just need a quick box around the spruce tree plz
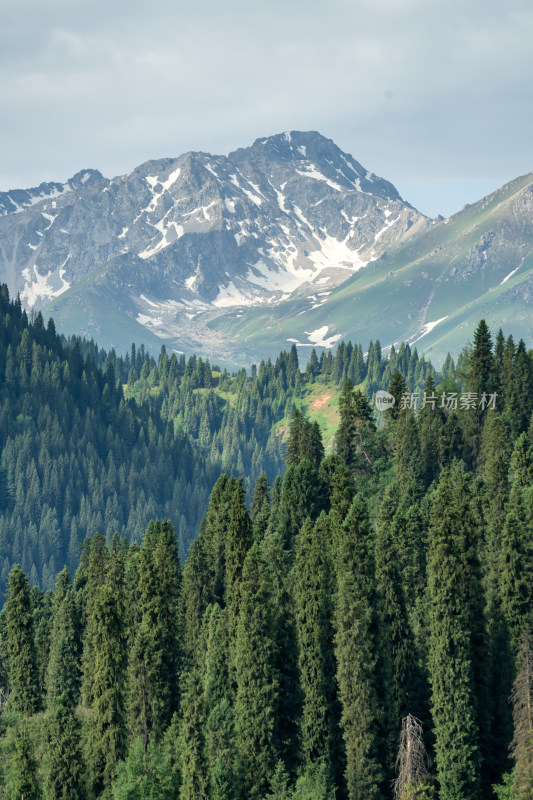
[276,460,324,550]
[6,565,41,714]
[510,432,533,488]
[234,542,279,799]
[469,319,496,396]
[286,408,305,468]
[499,488,533,651]
[225,480,253,647]
[295,516,331,768]
[80,533,108,706]
[387,371,407,420]
[199,474,237,606]
[131,519,181,738]
[334,495,383,800]
[511,624,533,800]
[427,466,481,800]
[7,726,42,800]
[251,472,271,543]
[335,381,358,466]
[319,454,354,526]
[261,529,302,778]
[178,669,208,800]
[46,567,80,706]
[86,583,127,798]
[181,536,211,667]
[395,412,422,488]
[44,693,85,800]
[375,517,417,775]
[267,760,292,800]
[418,374,443,486]
[112,737,174,800]
[203,605,237,800]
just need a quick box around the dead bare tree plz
[393,715,433,800]
[511,624,533,800]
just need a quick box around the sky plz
[1,0,532,218]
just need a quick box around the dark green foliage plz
[1,318,532,800]
[387,372,407,420]
[427,466,482,800]
[112,737,175,800]
[6,726,42,800]
[178,669,208,800]
[418,374,444,485]
[295,516,332,768]
[0,287,215,596]
[46,568,80,706]
[224,480,253,646]
[251,472,271,543]
[234,542,279,799]
[268,760,292,800]
[335,381,359,466]
[510,432,533,487]
[261,529,302,778]
[80,533,108,706]
[334,496,383,800]
[276,460,325,550]
[375,517,417,774]
[511,625,533,800]
[6,565,41,714]
[292,760,331,799]
[493,772,515,800]
[335,381,376,475]
[395,412,422,488]
[130,520,181,738]
[469,319,496,397]
[44,694,85,800]
[203,605,237,800]
[86,583,127,798]
[499,488,533,650]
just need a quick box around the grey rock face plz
[0,131,429,344]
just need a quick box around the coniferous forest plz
[0,282,532,799]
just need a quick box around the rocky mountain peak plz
[0,131,430,354]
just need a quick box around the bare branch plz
[394,715,431,800]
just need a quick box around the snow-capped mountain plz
[0,132,429,352]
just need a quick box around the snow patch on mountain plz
[296,165,344,192]
[307,234,368,272]
[139,222,184,259]
[410,317,449,344]
[500,266,520,285]
[21,263,71,306]
[212,282,258,308]
[305,326,342,347]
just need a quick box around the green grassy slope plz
[209,173,533,365]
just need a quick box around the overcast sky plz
[1,0,532,218]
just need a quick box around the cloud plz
[0,0,532,216]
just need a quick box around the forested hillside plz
[1,319,533,799]
[98,335,439,490]
[0,280,440,596]
[0,286,218,593]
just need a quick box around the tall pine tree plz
[334,496,383,800]
[6,565,41,714]
[427,466,482,800]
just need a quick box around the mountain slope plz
[0,132,428,355]
[208,172,533,364]
[0,288,218,594]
